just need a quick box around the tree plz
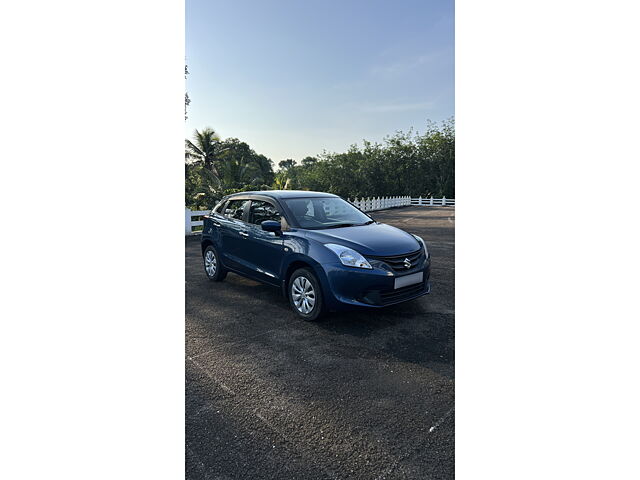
[273,172,292,190]
[218,156,265,188]
[185,127,225,174]
[186,118,454,208]
[184,127,226,208]
[218,138,275,186]
[185,133,277,208]
[185,163,220,208]
[278,159,296,171]
[274,118,455,198]
[253,154,275,186]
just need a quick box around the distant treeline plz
[185,118,454,209]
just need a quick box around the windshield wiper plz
[324,223,357,229]
[323,220,374,229]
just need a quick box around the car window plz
[249,200,281,225]
[283,197,371,229]
[224,199,250,221]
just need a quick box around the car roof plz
[227,190,338,200]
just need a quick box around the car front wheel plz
[288,268,324,321]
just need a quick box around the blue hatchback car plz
[201,190,431,321]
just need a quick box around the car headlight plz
[324,244,372,269]
[411,234,429,258]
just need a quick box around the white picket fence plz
[185,195,455,234]
[185,209,209,235]
[411,196,455,207]
[348,195,455,211]
[347,196,412,211]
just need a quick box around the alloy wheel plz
[204,250,217,277]
[291,276,316,314]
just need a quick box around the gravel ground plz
[186,206,455,479]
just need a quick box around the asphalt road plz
[186,206,455,479]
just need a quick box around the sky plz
[186,0,454,165]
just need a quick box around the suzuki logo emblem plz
[403,258,411,269]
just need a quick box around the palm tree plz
[185,127,226,175]
[218,157,265,188]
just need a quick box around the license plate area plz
[394,272,423,289]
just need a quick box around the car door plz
[217,198,253,274]
[245,198,286,285]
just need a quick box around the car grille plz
[379,282,426,305]
[367,249,423,272]
[357,266,430,307]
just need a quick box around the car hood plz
[302,222,421,256]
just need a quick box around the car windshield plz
[283,197,373,229]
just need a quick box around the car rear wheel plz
[288,268,324,321]
[203,245,227,282]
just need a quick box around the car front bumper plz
[315,257,431,311]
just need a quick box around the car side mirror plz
[261,220,282,235]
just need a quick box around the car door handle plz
[239,231,249,238]
[212,221,221,227]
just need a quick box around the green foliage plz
[218,138,275,187]
[185,130,275,209]
[185,127,224,173]
[278,159,296,171]
[273,171,292,190]
[185,118,454,209]
[280,118,455,198]
[301,156,318,167]
[185,163,220,209]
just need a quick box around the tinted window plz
[249,200,281,225]
[283,197,371,229]
[224,199,249,221]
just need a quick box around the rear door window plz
[224,199,250,221]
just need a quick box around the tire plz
[203,245,227,282]
[288,268,324,321]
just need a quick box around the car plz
[200,190,431,321]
